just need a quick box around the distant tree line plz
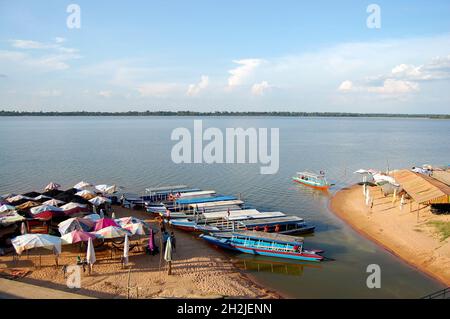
[0,110,449,119]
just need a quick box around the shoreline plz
[329,184,450,288]
[0,206,282,299]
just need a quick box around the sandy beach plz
[0,206,280,299]
[330,184,450,287]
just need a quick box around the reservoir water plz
[0,116,448,298]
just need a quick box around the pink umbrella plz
[61,230,96,244]
[94,218,118,231]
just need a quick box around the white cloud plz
[10,40,50,49]
[338,80,353,91]
[367,79,419,94]
[54,37,66,44]
[338,54,450,96]
[136,83,179,97]
[187,75,209,96]
[227,59,263,88]
[1,38,80,72]
[98,90,113,98]
[251,81,271,95]
[37,89,62,97]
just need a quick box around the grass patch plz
[427,221,450,241]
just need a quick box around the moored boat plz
[200,231,324,262]
[292,171,330,190]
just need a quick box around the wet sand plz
[330,184,450,286]
[0,206,280,299]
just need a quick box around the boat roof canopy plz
[238,216,304,227]
[176,195,237,205]
[145,185,188,192]
[296,171,325,178]
[231,230,304,245]
[188,199,244,208]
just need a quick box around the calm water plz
[1,116,449,298]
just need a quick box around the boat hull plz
[200,235,323,262]
[292,178,329,190]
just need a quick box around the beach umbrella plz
[30,205,63,215]
[43,199,65,206]
[123,234,129,265]
[60,202,88,216]
[86,238,96,273]
[7,195,31,203]
[75,189,96,200]
[15,201,41,211]
[89,196,112,206]
[115,216,142,227]
[0,204,16,213]
[58,217,92,235]
[73,181,92,190]
[20,222,27,235]
[61,230,96,244]
[83,213,101,223]
[44,182,61,191]
[94,226,130,239]
[29,205,64,220]
[94,218,119,231]
[33,194,52,202]
[95,184,117,195]
[164,237,172,262]
[11,234,61,255]
[122,222,145,236]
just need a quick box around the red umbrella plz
[94,218,118,231]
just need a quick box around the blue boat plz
[175,195,237,205]
[200,231,324,262]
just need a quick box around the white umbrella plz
[111,212,116,219]
[95,184,117,194]
[164,237,172,262]
[83,213,101,222]
[20,222,27,235]
[6,195,31,203]
[11,234,61,255]
[115,216,142,227]
[123,234,129,265]
[44,182,61,191]
[122,222,145,236]
[89,196,111,206]
[75,189,96,197]
[0,204,16,213]
[33,195,51,201]
[73,181,92,190]
[94,226,130,239]
[30,205,63,215]
[86,238,96,272]
[58,217,92,235]
[43,199,65,206]
[60,202,87,211]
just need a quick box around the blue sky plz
[0,0,450,113]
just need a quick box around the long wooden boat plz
[169,210,315,235]
[292,171,330,190]
[200,231,324,262]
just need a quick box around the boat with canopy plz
[200,231,324,262]
[292,171,330,190]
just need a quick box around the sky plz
[0,0,450,113]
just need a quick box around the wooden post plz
[167,261,172,275]
[127,268,131,299]
[159,230,163,272]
